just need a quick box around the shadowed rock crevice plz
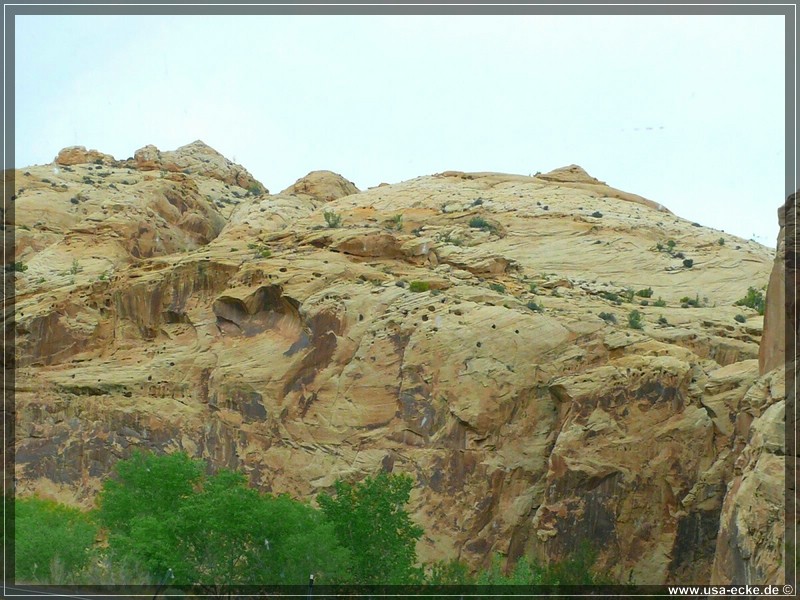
[212,285,301,337]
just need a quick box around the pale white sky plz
[15,14,786,246]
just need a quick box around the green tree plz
[14,496,97,583]
[735,286,766,315]
[318,472,423,584]
[97,451,349,590]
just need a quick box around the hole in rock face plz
[212,285,301,337]
[422,314,429,322]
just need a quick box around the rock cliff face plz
[9,143,785,585]
[711,192,796,585]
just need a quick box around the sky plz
[14,13,787,247]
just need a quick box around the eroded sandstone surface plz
[8,142,788,585]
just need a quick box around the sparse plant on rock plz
[734,314,747,323]
[735,286,765,315]
[387,213,404,231]
[628,310,643,329]
[653,297,667,307]
[679,294,701,308]
[468,216,496,233]
[324,210,343,228]
[598,312,617,324]
[682,258,694,268]
[489,283,506,294]
[527,301,542,312]
[409,281,430,293]
[635,287,653,298]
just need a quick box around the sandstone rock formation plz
[281,170,359,202]
[711,191,796,585]
[9,144,785,585]
[127,140,265,192]
[54,146,115,166]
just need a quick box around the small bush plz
[409,281,430,293]
[468,216,495,233]
[640,300,649,306]
[718,238,725,246]
[657,316,668,325]
[635,287,653,298]
[601,291,620,303]
[69,259,81,275]
[437,231,463,246]
[323,210,343,228]
[471,198,484,206]
[598,312,617,324]
[591,211,603,218]
[489,283,506,294]
[666,240,676,251]
[628,310,643,329]
[247,184,262,196]
[682,258,694,268]
[11,261,28,272]
[653,297,667,307]
[529,282,538,294]
[680,294,701,308]
[656,242,664,251]
[734,314,747,323]
[387,214,403,231]
[527,301,542,312]
[735,286,766,315]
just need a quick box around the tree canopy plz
[317,471,423,584]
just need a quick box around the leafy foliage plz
[323,210,343,228]
[598,311,617,324]
[318,472,423,584]
[409,281,430,293]
[735,286,766,315]
[386,213,404,231]
[14,497,97,583]
[627,310,643,329]
[635,287,653,298]
[97,451,349,587]
[468,216,496,233]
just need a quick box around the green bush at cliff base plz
[14,496,97,583]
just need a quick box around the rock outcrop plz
[127,140,266,192]
[281,170,359,202]
[9,147,784,585]
[54,146,115,166]
[711,191,796,585]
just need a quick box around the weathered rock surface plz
[9,144,783,585]
[127,140,265,192]
[281,170,359,202]
[711,191,796,586]
[54,146,115,166]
